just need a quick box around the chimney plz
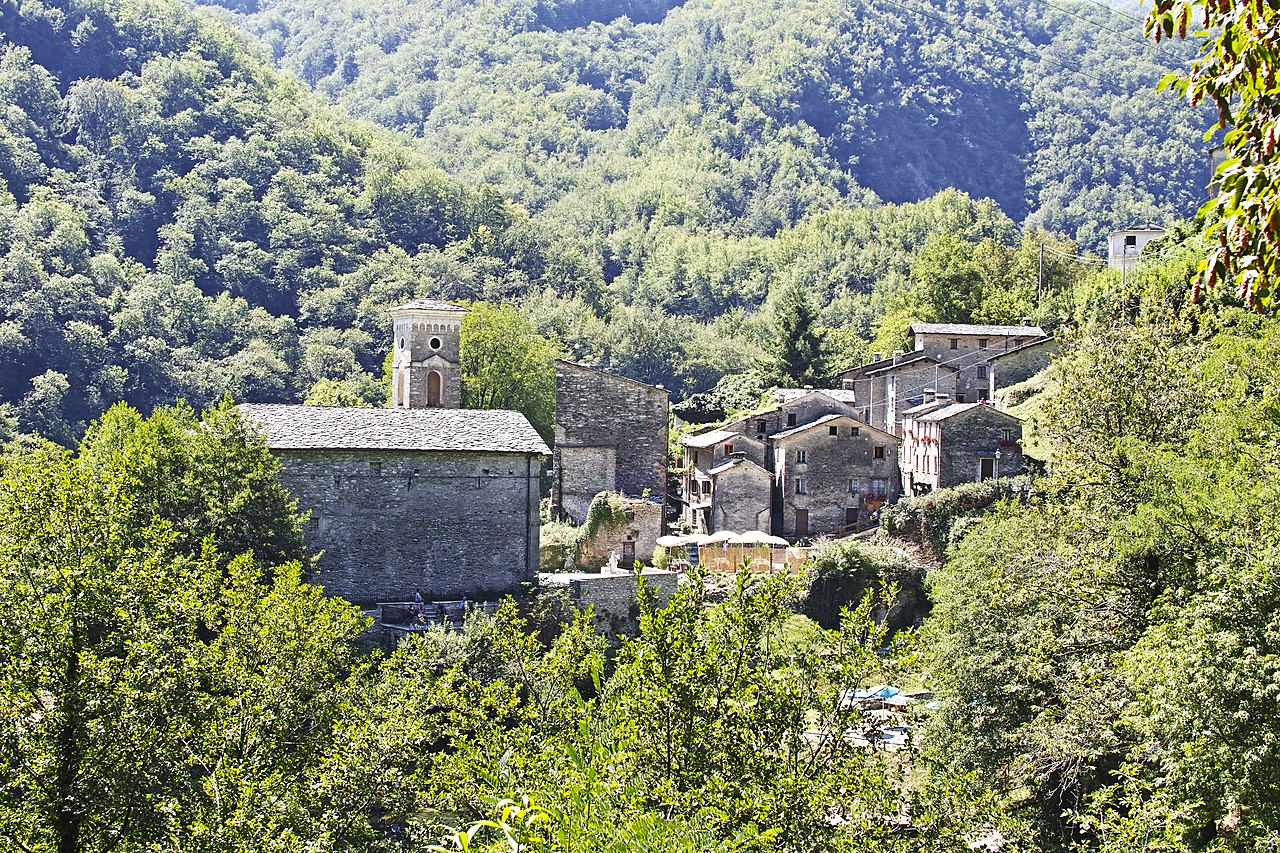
[871,351,883,362]
[1021,316,1033,327]
[841,378,855,390]
[730,451,747,459]
[893,349,905,364]
[923,388,936,404]
[934,393,951,405]
[803,385,813,391]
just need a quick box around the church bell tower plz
[389,299,467,408]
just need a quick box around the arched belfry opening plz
[389,299,467,409]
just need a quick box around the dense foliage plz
[1146,0,1280,310]
[920,240,1280,850]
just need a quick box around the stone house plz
[242,298,550,604]
[907,321,1047,403]
[986,337,1059,399]
[1108,226,1166,269]
[771,414,901,538]
[552,359,669,564]
[838,352,959,436]
[680,390,901,539]
[240,404,548,604]
[900,397,1023,494]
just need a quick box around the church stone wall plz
[276,449,541,604]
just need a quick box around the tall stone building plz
[241,298,549,603]
[552,359,670,563]
[390,299,466,409]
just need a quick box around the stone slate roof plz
[773,387,858,404]
[914,402,1021,423]
[987,336,1058,361]
[708,457,767,477]
[240,404,550,455]
[391,299,468,313]
[909,322,1046,337]
[682,428,739,449]
[770,413,900,444]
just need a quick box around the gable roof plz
[769,413,900,444]
[914,402,1021,424]
[773,387,858,405]
[681,428,740,449]
[240,404,550,455]
[864,355,960,379]
[708,457,769,477]
[909,322,1046,337]
[555,359,670,397]
[987,336,1058,361]
[841,351,958,381]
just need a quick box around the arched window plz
[427,370,443,407]
[396,374,406,407]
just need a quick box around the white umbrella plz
[702,530,737,544]
[656,534,692,548]
[728,530,789,546]
[685,533,716,546]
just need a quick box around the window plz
[701,480,712,495]
[977,364,989,380]
[871,477,888,495]
[755,419,767,434]
[829,425,838,436]
[949,338,959,350]
[795,477,808,494]
[724,443,734,455]
[850,426,860,436]
[849,478,859,494]
[1002,428,1012,442]
[786,413,797,427]
[1125,234,1137,248]
[978,338,989,349]
[398,337,405,350]
[429,336,442,350]
[797,449,807,464]
[873,445,885,460]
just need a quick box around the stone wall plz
[989,339,1059,398]
[553,361,669,523]
[580,497,664,568]
[938,408,1024,489]
[541,568,679,634]
[710,461,773,533]
[774,420,900,537]
[275,449,541,604]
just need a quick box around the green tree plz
[460,302,562,443]
[768,281,827,387]
[0,402,368,852]
[1147,0,1280,308]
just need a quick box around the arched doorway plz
[427,370,442,407]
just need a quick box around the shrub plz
[880,476,1030,555]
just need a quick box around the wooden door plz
[621,540,636,567]
[979,457,996,481]
[846,507,859,527]
[795,509,809,537]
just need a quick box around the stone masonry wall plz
[581,497,665,568]
[710,462,773,532]
[542,569,679,634]
[775,422,900,537]
[990,340,1058,398]
[938,408,1024,489]
[277,449,540,604]
[554,361,669,524]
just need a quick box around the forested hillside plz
[206,0,1211,252]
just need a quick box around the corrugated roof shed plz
[239,404,550,454]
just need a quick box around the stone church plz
[241,299,548,605]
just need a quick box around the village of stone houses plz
[6,0,1280,845]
